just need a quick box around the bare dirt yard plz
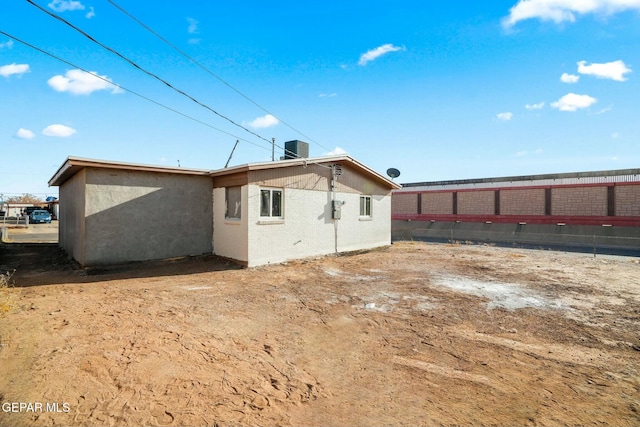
[1,241,639,426]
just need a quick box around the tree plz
[5,194,43,204]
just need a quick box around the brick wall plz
[458,190,494,215]
[616,185,640,216]
[392,182,640,225]
[551,186,608,216]
[422,192,453,215]
[501,188,546,215]
[391,193,418,215]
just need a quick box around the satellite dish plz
[386,168,401,179]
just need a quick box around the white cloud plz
[560,72,580,83]
[42,124,76,137]
[595,105,613,114]
[551,93,597,111]
[47,69,122,95]
[319,93,337,98]
[247,114,279,129]
[525,102,545,110]
[577,60,631,81]
[358,44,405,66]
[85,6,95,18]
[497,112,513,121]
[611,132,620,139]
[503,0,640,27]
[327,147,348,155]
[0,63,30,77]
[0,39,14,49]
[187,18,199,34]
[188,38,201,45]
[516,148,543,157]
[48,0,85,12]
[16,128,35,139]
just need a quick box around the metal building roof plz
[397,168,640,192]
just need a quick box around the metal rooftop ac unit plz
[284,140,309,159]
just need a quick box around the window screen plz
[225,186,241,219]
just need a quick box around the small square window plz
[360,195,371,217]
[260,188,283,218]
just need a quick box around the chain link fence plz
[392,221,640,257]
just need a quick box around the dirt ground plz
[1,241,639,426]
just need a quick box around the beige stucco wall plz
[79,168,213,265]
[59,168,87,265]
[212,186,249,263]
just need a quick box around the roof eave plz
[48,156,211,187]
[211,155,400,189]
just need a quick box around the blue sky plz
[1,0,639,197]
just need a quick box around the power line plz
[106,0,334,154]
[0,29,272,154]
[26,0,275,146]
[2,28,333,169]
[25,1,311,161]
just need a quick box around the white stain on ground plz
[432,275,564,310]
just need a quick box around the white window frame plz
[260,188,284,219]
[359,195,372,218]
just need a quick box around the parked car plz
[24,206,41,216]
[29,210,52,224]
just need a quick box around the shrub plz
[0,269,15,316]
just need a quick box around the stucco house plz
[48,155,400,267]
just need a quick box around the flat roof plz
[401,168,640,189]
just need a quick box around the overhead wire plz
[0,29,271,154]
[25,0,275,146]
[14,3,341,168]
[105,0,334,155]
[0,29,336,170]
[25,0,312,161]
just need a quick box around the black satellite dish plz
[386,168,401,179]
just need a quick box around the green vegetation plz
[0,269,16,316]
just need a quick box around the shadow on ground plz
[0,242,242,287]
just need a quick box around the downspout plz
[332,165,338,254]
[331,164,344,254]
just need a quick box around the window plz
[260,189,283,218]
[225,186,241,219]
[359,195,371,217]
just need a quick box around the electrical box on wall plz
[332,200,343,219]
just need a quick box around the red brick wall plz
[458,190,494,215]
[422,192,453,215]
[551,186,608,216]
[391,193,418,215]
[616,185,640,216]
[501,188,546,215]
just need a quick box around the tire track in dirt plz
[2,242,639,426]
